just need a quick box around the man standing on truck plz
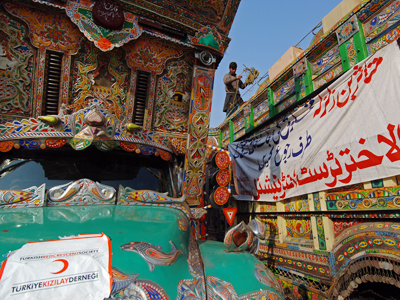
[223,62,247,115]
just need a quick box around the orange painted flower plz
[97,38,112,50]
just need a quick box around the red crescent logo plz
[51,259,69,274]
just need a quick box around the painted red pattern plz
[45,138,67,148]
[119,142,137,152]
[215,151,230,169]
[259,252,330,276]
[259,244,329,264]
[216,169,230,186]
[0,141,13,152]
[159,150,172,161]
[333,219,367,237]
[214,186,230,205]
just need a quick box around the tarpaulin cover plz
[0,233,112,299]
[229,42,400,201]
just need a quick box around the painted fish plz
[120,240,183,271]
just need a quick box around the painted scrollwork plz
[206,276,239,300]
[177,226,207,299]
[70,41,130,118]
[120,240,183,271]
[239,290,283,300]
[66,0,142,52]
[0,103,173,152]
[47,178,116,206]
[177,278,205,300]
[190,208,207,220]
[0,184,45,209]
[108,278,170,300]
[225,219,275,254]
[254,263,284,296]
[69,106,117,150]
[4,3,83,54]
[173,0,225,23]
[118,186,186,203]
[111,268,139,295]
[178,216,189,231]
[206,275,283,300]
[224,221,254,252]
[114,283,148,300]
[153,60,193,132]
[187,233,205,278]
[0,12,35,117]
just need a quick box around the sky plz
[210,0,343,128]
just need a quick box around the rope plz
[240,70,269,98]
[226,68,268,113]
[295,22,322,48]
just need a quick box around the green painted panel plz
[249,105,254,131]
[339,42,351,73]
[198,240,280,296]
[0,205,192,298]
[305,61,314,95]
[229,120,234,143]
[268,87,275,117]
[355,18,369,62]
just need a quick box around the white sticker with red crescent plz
[0,233,112,299]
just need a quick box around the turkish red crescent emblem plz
[51,259,69,274]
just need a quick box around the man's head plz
[229,62,237,73]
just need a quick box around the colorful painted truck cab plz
[0,0,284,298]
[0,106,283,299]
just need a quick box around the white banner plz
[229,42,400,201]
[0,233,112,299]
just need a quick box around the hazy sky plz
[210,0,343,127]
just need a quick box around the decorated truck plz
[210,0,400,299]
[0,105,283,299]
[0,0,284,299]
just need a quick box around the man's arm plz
[239,80,247,89]
[223,73,239,85]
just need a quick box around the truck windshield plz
[0,147,174,196]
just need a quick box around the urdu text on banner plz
[229,42,400,202]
